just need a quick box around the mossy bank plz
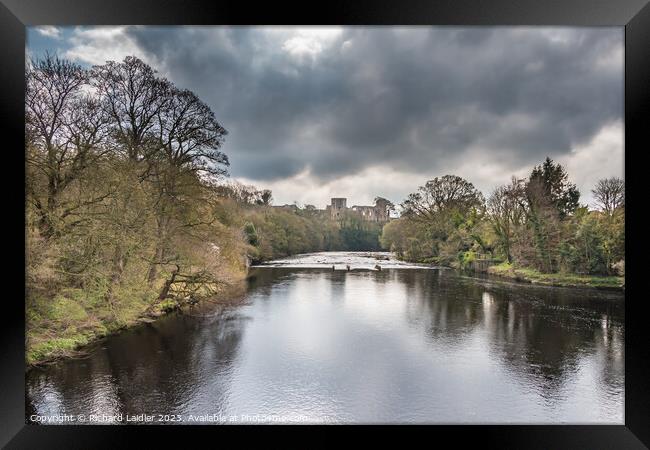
[487,262,624,290]
[26,275,247,367]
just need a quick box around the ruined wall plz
[330,198,347,220]
[328,197,391,223]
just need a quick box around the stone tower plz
[330,197,347,220]
[374,198,390,222]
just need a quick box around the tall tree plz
[401,175,485,258]
[157,87,229,176]
[592,177,625,215]
[144,80,228,285]
[92,56,171,164]
[528,157,580,218]
[487,177,527,263]
[26,54,108,238]
[521,158,579,272]
[402,175,484,223]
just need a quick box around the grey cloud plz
[117,27,621,183]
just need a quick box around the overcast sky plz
[27,26,624,208]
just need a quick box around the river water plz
[26,252,624,424]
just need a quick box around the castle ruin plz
[326,197,392,222]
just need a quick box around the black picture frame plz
[1,0,648,447]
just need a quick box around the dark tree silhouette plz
[528,157,580,218]
[592,177,624,215]
[92,56,172,163]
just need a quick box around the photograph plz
[22,24,628,426]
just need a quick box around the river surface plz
[26,252,624,424]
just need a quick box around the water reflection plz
[27,255,624,424]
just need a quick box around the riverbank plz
[486,262,624,290]
[26,280,247,368]
[357,253,625,290]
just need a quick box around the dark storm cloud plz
[117,27,623,181]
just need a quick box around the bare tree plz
[92,56,171,163]
[487,177,527,263]
[26,54,98,237]
[524,176,563,272]
[592,177,624,215]
[157,87,229,177]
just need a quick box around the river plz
[26,252,624,424]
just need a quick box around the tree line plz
[381,159,624,276]
[214,180,384,259]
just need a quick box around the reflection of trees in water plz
[487,294,585,397]
[27,306,246,419]
[397,269,486,344]
[247,268,297,298]
[482,286,624,401]
[394,269,624,402]
[109,310,245,416]
[26,344,124,418]
[248,267,283,288]
[593,314,624,396]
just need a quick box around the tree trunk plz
[42,145,59,238]
[157,264,180,301]
[147,244,164,284]
[111,245,126,283]
[105,245,127,309]
[147,216,167,284]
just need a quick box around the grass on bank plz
[26,280,155,366]
[487,261,624,289]
[26,268,249,367]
